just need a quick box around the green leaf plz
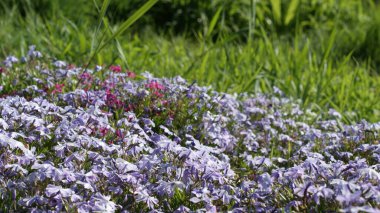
[104,0,158,42]
[99,0,110,21]
[285,0,299,25]
[206,6,223,39]
[103,17,130,69]
[87,0,158,68]
[91,0,110,53]
[320,28,337,67]
[270,0,282,24]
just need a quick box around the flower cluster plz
[0,47,379,212]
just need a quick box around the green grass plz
[0,0,379,123]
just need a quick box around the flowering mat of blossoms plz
[0,46,379,212]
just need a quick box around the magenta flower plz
[79,72,93,89]
[127,71,136,78]
[110,65,122,73]
[115,129,124,138]
[153,91,164,98]
[146,81,165,90]
[51,83,65,94]
[79,72,92,80]
[105,90,123,108]
[67,64,76,69]
[99,127,109,137]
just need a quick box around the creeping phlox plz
[0,46,379,212]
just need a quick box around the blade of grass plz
[285,0,299,25]
[102,17,130,70]
[91,0,110,54]
[248,0,257,44]
[320,27,337,67]
[206,6,223,39]
[99,0,110,21]
[259,26,280,73]
[102,0,158,44]
[270,0,282,25]
[86,0,158,69]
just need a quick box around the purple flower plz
[27,45,42,58]
[89,193,119,212]
[155,180,185,197]
[336,190,364,207]
[76,181,95,192]
[312,186,334,205]
[45,184,74,198]
[257,173,272,192]
[174,205,190,213]
[53,60,67,68]
[3,56,18,67]
[114,158,139,173]
[4,164,28,176]
[328,108,342,119]
[135,187,159,209]
[0,133,33,157]
[342,205,380,213]
[18,196,48,207]
[0,118,9,130]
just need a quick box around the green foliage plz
[87,0,158,67]
[355,5,380,71]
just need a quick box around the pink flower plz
[124,104,135,112]
[145,81,165,90]
[67,64,76,69]
[106,91,123,108]
[79,72,93,89]
[51,83,65,94]
[79,72,92,80]
[153,91,164,98]
[110,65,122,73]
[99,127,109,137]
[127,71,136,79]
[115,129,124,138]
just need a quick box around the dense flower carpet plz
[0,47,379,212]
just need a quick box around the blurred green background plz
[0,0,379,122]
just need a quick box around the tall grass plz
[0,0,379,123]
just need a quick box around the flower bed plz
[0,47,379,212]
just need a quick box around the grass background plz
[0,0,379,123]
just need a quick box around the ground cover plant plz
[0,0,380,212]
[0,47,379,212]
